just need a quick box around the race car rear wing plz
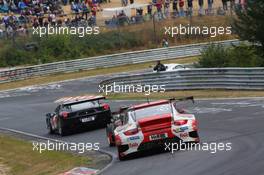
[55,95,106,106]
[169,96,194,103]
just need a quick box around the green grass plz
[0,134,91,175]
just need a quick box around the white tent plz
[103,3,149,18]
[103,7,131,17]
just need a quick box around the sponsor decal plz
[129,143,139,147]
[128,136,140,141]
[180,133,189,138]
[174,126,189,133]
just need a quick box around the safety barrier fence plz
[100,68,264,90]
[0,39,239,84]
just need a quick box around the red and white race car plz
[111,96,200,160]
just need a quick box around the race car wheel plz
[117,146,127,161]
[48,121,54,134]
[58,118,66,136]
[106,124,115,147]
[46,118,54,134]
[107,133,115,147]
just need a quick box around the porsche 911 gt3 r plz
[46,95,111,136]
[113,97,199,160]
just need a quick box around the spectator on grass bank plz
[121,0,128,6]
[222,0,228,10]
[91,6,96,25]
[147,3,152,15]
[155,0,162,19]
[207,0,213,13]
[164,0,170,17]
[179,0,184,17]
[172,0,178,17]
[187,0,193,16]
[162,38,169,47]
[198,0,204,15]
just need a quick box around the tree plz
[232,0,264,54]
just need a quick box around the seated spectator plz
[18,0,27,10]
[81,2,89,20]
[71,2,79,13]
[0,1,9,13]
[217,7,225,15]
[147,3,152,15]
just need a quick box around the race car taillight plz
[61,112,69,119]
[124,128,139,136]
[174,120,188,126]
[192,119,198,130]
[103,104,110,110]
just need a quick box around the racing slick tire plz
[106,124,115,147]
[46,118,54,134]
[117,145,127,161]
[48,122,54,134]
[58,118,66,136]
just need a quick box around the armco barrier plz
[0,39,240,84]
[99,68,264,90]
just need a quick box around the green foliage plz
[197,44,263,68]
[0,31,144,67]
[197,44,229,68]
[232,0,264,53]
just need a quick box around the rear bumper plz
[62,110,111,130]
[118,130,200,155]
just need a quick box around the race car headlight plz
[124,128,139,136]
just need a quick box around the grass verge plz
[0,56,197,91]
[0,134,90,175]
[105,90,264,100]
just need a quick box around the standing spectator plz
[81,1,89,20]
[18,0,27,10]
[164,0,170,18]
[179,0,184,17]
[156,0,162,19]
[121,0,127,6]
[187,0,193,16]
[222,0,228,10]
[207,0,213,13]
[162,38,169,47]
[147,3,152,15]
[198,0,204,15]
[172,0,178,17]
[230,0,235,11]
[91,6,96,25]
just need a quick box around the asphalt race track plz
[0,72,264,175]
